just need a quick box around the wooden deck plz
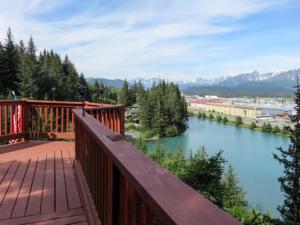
[0,141,89,225]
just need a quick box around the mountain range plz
[87,69,300,97]
[182,69,300,97]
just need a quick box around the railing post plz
[120,105,125,135]
[23,101,29,140]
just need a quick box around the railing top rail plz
[85,104,125,110]
[73,109,241,225]
[26,100,84,107]
[0,100,26,104]
[0,100,122,109]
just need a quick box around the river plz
[146,117,290,216]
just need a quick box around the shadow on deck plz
[0,141,94,225]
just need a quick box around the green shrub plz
[209,113,214,120]
[216,115,222,122]
[235,116,243,126]
[262,123,272,133]
[197,111,202,118]
[272,125,281,134]
[223,117,229,123]
[125,123,138,131]
[250,122,257,129]
[281,125,290,135]
[143,129,157,139]
[165,126,177,137]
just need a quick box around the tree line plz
[119,80,188,137]
[0,28,91,101]
[196,111,291,136]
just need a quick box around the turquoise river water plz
[146,117,290,216]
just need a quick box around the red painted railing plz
[0,100,124,142]
[73,109,242,225]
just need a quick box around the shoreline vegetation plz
[134,137,280,225]
[189,109,291,137]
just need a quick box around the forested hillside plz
[0,28,89,100]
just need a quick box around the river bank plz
[188,108,291,137]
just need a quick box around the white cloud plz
[0,0,293,80]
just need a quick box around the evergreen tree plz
[152,94,165,136]
[0,29,91,101]
[119,79,129,106]
[182,149,226,207]
[136,80,188,137]
[223,165,247,209]
[274,81,300,225]
[0,28,19,95]
[62,55,80,100]
[0,41,4,95]
[19,36,39,98]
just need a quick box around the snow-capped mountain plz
[181,69,300,97]
[87,68,300,97]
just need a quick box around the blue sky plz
[0,0,299,81]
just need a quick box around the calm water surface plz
[147,117,290,216]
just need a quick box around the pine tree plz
[19,36,39,98]
[152,94,165,136]
[222,165,247,209]
[0,28,19,95]
[0,41,4,95]
[274,80,300,225]
[182,149,226,207]
[119,79,129,106]
[62,55,80,100]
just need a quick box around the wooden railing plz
[73,109,242,225]
[0,100,124,142]
[0,100,27,142]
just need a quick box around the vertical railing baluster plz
[61,107,64,133]
[66,108,70,132]
[0,104,2,136]
[4,105,8,135]
[50,106,53,133]
[9,105,13,134]
[71,111,75,133]
[45,107,48,132]
[56,107,59,132]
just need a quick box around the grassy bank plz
[189,110,291,137]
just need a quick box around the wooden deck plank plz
[0,160,29,219]
[26,156,47,216]
[2,208,84,225]
[62,151,81,210]
[12,159,37,218]
[29,214,87,225]
[41,152,55,214]
[0,141,93,225]
[55,151,68,212]
[0,162,11,185]
[0,161,19,205]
